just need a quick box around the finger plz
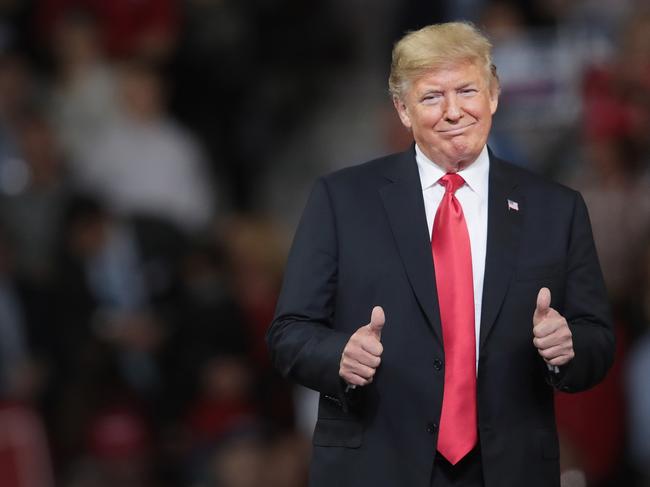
[537,343,573,361]
[533,287,551,325]
[367,306,385,339]
[547,351,575,366]
[532,313,563,338]
[532,324,561,345]
[360,336,383,357]
[347,362,377,380]
[533,317,571,343]
[346,347,381,367]
[537,287,551,312]
[533,333,559,350]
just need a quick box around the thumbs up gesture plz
[532,288,575,367]
[339,306,385,387]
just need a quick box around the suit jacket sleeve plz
[547,191,615,392]
[266,178,350,399]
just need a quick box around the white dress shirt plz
[415,144,489,371]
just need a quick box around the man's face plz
[393,62,498,172]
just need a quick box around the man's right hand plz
[339,306,385,387]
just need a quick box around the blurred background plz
[0,0,648,486]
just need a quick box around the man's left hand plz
[532,287,575,366]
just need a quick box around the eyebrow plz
[418,81,479,95]
[420,89,443,96]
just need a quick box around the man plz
[267,22,614,487]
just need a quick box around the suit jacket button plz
[433,359,443,371]
[426,422,438,434]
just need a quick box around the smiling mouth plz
[438,124,475,134]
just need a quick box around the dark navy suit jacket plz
[267,147,614,487]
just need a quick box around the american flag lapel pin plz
[507,199,519,211]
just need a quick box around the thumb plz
[534,287,551,325]
[367,306,385,339]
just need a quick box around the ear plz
[489,84,499,115]
[393,96,412,129]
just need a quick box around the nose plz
[443,94,462,122]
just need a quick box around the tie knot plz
[439,173,465,194]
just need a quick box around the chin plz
[452,144,482,163]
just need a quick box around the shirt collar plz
[415,143,490,201]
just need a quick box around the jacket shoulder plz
[320,150,407,188]
[494,156,580,202]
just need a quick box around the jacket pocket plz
[312,418,363,448]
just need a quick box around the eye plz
[459,88,478,96]
[421,92,442,103]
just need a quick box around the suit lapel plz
[479,154,523,350]
[377,149,523,349]
[379,148,443,345]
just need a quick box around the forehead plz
[406,62,489,96]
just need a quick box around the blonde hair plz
[388,22,498,99]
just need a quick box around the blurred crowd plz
[0,1,648,486]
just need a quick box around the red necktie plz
[432,173,477,465]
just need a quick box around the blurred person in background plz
[64,400,154,487]
[54,195,163,393]
[160,240,250,421]
[193,428,308,487]
[571,11,650,309]
[262,432,310,487]
[184,356,257,449]
[203,430,265,487]
[0,52,35,191]
[68,59,216,236]
[0,110,68,285]
[47,8,120,170]
[36,0,178,61]
[221,216,289,370]
[267,21,614,487]
[180,356,260,487]
[0,227,46,407]
[47,196,165,475]
[220,216,295,428]
[0,228,55,487]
